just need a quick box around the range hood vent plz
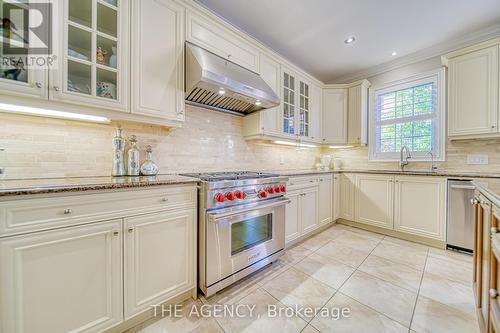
[185,43,280,116]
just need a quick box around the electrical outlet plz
[467,154,489,165]
[279,154,285,165]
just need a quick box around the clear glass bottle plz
[112,127,126,176]
[140,145,159,176]
[127,135,140,176]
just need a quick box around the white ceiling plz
[195,0,500,83]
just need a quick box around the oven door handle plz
[207,198,290,222]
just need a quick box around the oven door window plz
[231,213,273,255]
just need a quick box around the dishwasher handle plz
[450,184,476,190]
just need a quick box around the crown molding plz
[328,22,500,84]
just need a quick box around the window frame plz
[369,68,446,162]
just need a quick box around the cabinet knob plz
[490,288,499,299]
[128,228,134,233]
[161,197,169,202]
[492,125,496,129]
[227,54,232,58]
[113,231,119,236]
[177,109,184,115]
[63,208,72,215]
[53,86,60,92]
[35,82,42,88]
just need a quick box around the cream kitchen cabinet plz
[124,209,195,318]
[285,190,302,243]
[285,176,320,244]
[131,0,185,121]
[50,0,130,111]
[322,88,348,144]
[186,10,259,73]
[445,43,499,138]
[318,174,333,225]
[393,176,446,241]
[310,83,323,142]
[333,174,340,221]
[355,174,394,229]
[347,80,371,145]
[339,173,356,220]
[0,219,123,333]
[243,53,282,138]
[0,184,197,333]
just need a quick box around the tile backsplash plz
[2,103,500,180]
[327,139,500,174]
[0,105,320,179]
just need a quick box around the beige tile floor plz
[129,223,478,333]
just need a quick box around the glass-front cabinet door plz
[299,80,310,137]
[0,0,48,99]
[282,69,296,136]
[50,0,129,111]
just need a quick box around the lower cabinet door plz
[124,209,195,318]
[300,187,319,234]
[355,174,394,229]
[0,220,123,333]
[285,190,301,244]
[333,174,340,221]
[393,176,446,240]
[318,175,333,225]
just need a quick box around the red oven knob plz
[214,193,225,202]
[267,187,275,194]
[235,191,245,199]
[274,186,281,193]
[280,185,286,193]
[259,191,268,199]
[225,192,235,201]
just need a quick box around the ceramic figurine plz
[109,46,117,68]
[96,46,107,65]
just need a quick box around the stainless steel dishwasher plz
[447,179,475,252]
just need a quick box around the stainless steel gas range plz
[181,171,289,297]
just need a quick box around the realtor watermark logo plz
[1,0,55,72]
[151,303,351,320]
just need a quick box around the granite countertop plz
[274,168,500,179]
[472,179,500,208]
[0,175,200,197]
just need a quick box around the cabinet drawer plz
[287,176,319,190]
[0,185,196,237]
[186,10,259,72]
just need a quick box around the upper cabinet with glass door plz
[298,79,311,138]
[50,0,129,111]
[282,68,297,138]
[0,0,48,99]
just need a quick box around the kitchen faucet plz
[427,151,438,172]
[400,146,412,171]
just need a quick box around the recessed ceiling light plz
[255,100,262,106]
[344,36,356,44]
[218,88,225,95]
[391,51,397,56]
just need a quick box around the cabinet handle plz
[490,288,499,299]
[492,227,499,235]
[113,231,119,236]
[35,82,42,88]
[53,86,60,91]
[128,228,134,233]
[63,208,72,215]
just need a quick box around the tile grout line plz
[407,247,430,332]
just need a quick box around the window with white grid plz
[369,69,445,161]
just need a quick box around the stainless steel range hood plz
[185,43,280,116]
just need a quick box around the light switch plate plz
[467,154,489,165]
